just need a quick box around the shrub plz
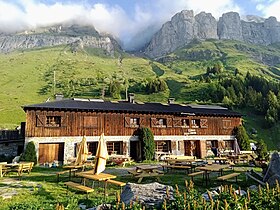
[234,125,251,151]
[255,139,269,161]
[139,127,155,161]
[20,141,37,164]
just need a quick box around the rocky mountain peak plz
[145,10,280,58]
[0,24,119,55]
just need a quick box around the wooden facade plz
[23,98,242,164]
[25,110,241,137]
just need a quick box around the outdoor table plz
[133,165,163,183]
[0,164,6,177]
[213,157,228,164]
[76,171,117,199]
[196,164,230,185]
[0,163,21,177]
[63,164,85,180]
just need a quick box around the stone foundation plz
[0,141,24,158]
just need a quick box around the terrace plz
[0,156,276,210]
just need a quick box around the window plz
[107,142,123,155]
[151,118,167,127]
[182,119,190,127]
[155,141,170,152]
[224,140,233,150]
[130,118,139,127]
[191,119,200,128]
[124,117,140,127]
[45,116,61,127]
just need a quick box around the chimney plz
[128,93,135,103]
[168,98,175,104]
[55,93,64,101]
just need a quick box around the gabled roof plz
[23,98,242,117]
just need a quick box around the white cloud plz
[256,0,280,20]
[0,0,242,49]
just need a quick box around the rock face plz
[0,25,119,55]
[145,10,280,58]
[263,152,280,185]
[120,182,174,208]
[218,12,243,41]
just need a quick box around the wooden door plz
[39,143,64,164]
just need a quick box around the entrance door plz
[184,141,201,158]
[130,141,141,161]
[39,143,64,164]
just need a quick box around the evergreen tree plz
[234,125,251,151]
[139,127,155,161]
[255,139,269,161]
[20,141,37,164]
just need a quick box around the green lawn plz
[0,163,262,210]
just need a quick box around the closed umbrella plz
[75,136,89,165]
[93,133,108,174]
[233,138,241,155]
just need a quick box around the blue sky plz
[1,0,280,49]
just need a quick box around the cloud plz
[0,0,242,49]
[256,0,280,20]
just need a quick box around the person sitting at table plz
[211,147,218,157]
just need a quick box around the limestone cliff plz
[145,10,280,58]
[0,24,119,55]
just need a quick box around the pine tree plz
[20,141,37,164]
[139,127,155,161]
[234,125,251,151]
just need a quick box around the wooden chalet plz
[23,95,242,164]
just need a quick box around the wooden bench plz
[106,179,126,187]
[135,172,164,183]
[56,171,69,182]
[56,169,78,182]
[106,180,126,192]
[188,171,205,182]
[64,181,94,197]
[163,165,191,173]
[217,173,240,184]
[127,169,140,176]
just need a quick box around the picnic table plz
[76,171,118,199]
[63,164,85,180]
[213,157,228,164]
[128,165,164,183]
[0,162,34,177]
[196,164,231,185]
[109,155,132,167]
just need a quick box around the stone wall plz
[25,135,234,162]
[0,141,24,158]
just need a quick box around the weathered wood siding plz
[25,110,241,137]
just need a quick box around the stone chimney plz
[128,93,135,103]
[55,93,64,101]
[168,98,175,104]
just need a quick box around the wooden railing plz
[0,130,21,141]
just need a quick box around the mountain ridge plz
[144,10,280,58]
[0,24,120,55]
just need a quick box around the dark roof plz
[23,98,242,117]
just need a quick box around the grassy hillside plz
[0,40,279,150]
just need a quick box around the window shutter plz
[61,115,68,127]
[200,119,208,128]
[151,118,157,127]
[173,118,181,127]
[139,117,145,126]
[167,118,172,127]
[124,117,130,127]
[36,115,45,127]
